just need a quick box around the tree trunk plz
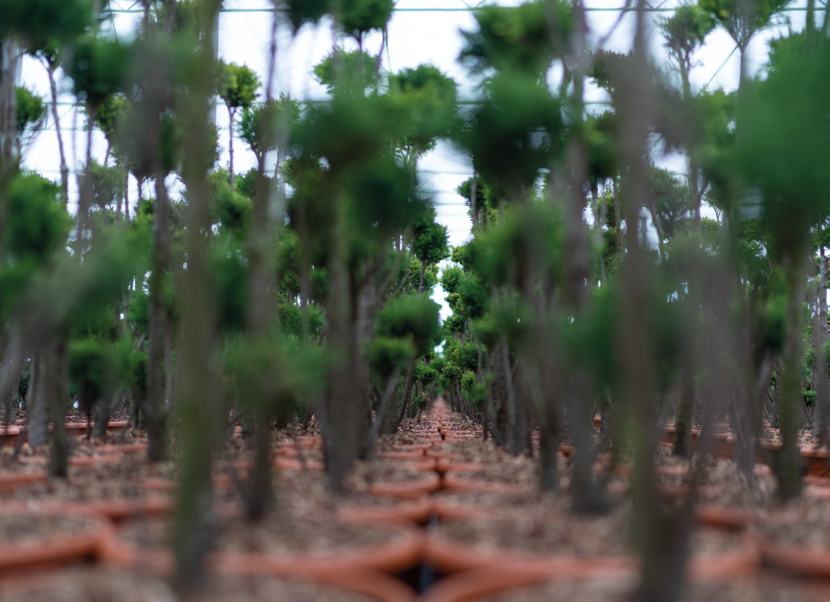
[46,337,69,479]
[773,250,806,500]
[27,349,49,447]
[814,246,828,444]
[44,60,69,204]
[146,173,171,463]
[228,105,235,186]
[173,27,223,590]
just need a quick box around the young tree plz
[216,61,260,186]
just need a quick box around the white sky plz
[18,0,812,263]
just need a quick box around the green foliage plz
[239,94,299,158]
[277,230,301,299]
[95,94,128,146]
[459,0,571,78]
[660,4,715,62]
[414,362,438,385]
[216,61,260,110]
[88,161,126,209]
[413,210,450,266]
[448,341,480,372]
[67,36,131,108]
[459,72,563,198]
[209,171,251,237]
[440,265,464,296]
[313,50,380,97]
[15,86,46,139]
[585,112,620,186]
[335,0,394,40]
[0,0,92,51]
[235,168,274,201]
[738,33,830,255]
[212,239,248,333]
[387,65,458,158]
[343,157,426,236]
[376,294,442,355]
[5,172,70,264]
[69,338,116,409]
[700,0,792,49]
[456,275,489,320]
[471,295,528,349]
[278,302,325,340]
[284,0,330,33]
[370,336,415,377]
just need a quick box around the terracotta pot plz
[430,492,515,521]
[801,447,829,479]
[425,449,462,460]
[136,474,236,493]
[97,443,148,455]
[369,472,441,499]
[0,502,114,574]
[276,436,320,452]
[18,453,124,467]
[0,565,416,602]
[753,529,830,578]
[435,460,488,475]
[377,450,426,461]
[425,524,758,579]
[442,470,533,495]
[104,519,425,576]
[337,495,432,525]
[71,496,173,522]
[295,567,417,602]
[274,457,325,471]
[396,442,432,452]
[424,529,635,575]
[695,505,757,530]
[0,470,47,493]
[1,425,21,447]
[420,565,572,602]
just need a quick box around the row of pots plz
[0,421,132,448]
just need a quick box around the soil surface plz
[482,576,825,602]
[431,512,742,560]
[0,512,96,543]
[117,513,404,557]
[2,566,377,602]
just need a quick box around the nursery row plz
[2,398,830,601]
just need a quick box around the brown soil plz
[118,513,403,558]
[435,490,558,511]
[482,576,821,602]
[432,511,741,560]
[0,513,96,543]
[345,459,431,489]
[0,449,47,474]
[2,565,377,602]
[756,497,830,549]
[0,456,175,502]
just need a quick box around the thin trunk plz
[368,367,402,451]
[774,251,806,500]
[47,337,69,479]
[146,173,171,463]
[27,349,49,447]
[392,357,417,432]
[244,13,281,518]
[227,105,235,186]
[815,247,828,444]
[76,106,97,251]
[672,370,694,457]
[44,60,69,205]
[173,5,223,588]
